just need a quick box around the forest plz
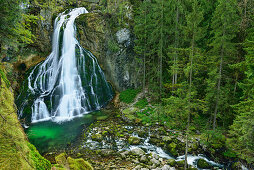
[0,0,253,169]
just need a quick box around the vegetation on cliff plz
[0,65,51,169]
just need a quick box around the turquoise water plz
[25,111,108,153]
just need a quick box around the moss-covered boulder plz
[54,153,93,170]
[167,142,178,157]
[197,159,212,169]
[167,159,176,166]
[91,133,103,142]
[128,136,141,145]
[67,157,93,170]
[176,160,185,167]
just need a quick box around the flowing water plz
[17,7,113,123]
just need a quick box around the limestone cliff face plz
[0,65,51,170]
[75,11,140,91]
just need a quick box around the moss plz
[0,66,50,170]
[91,133,103,142]
[197,159,212,169]
[55,153,67,166]
[167,159,176,166]
[67,157,93,170]
[27,142,51,170]
[128,136,141,145]
[167,142,178,157]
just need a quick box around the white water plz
[18,8,113,123]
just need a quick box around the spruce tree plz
[207,0,239,129]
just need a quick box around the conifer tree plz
[207,0,239,129]
[183,0,204,168]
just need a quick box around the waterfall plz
[17,8,113,123]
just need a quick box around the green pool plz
[25,111,108,153]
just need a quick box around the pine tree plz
[183,0,204,168]
[207,0,240,129]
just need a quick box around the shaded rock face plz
[76,12,140,91]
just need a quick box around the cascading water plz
[17,8,113,123]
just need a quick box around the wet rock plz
[128,136,141,145]
[197,159,212,169]
[131,148,145,156]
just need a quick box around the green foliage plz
[119,88,140,103]
[107,39,120,53]
[27,142,51,170]
[134,98,148,109]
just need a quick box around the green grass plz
[119,88,140,104]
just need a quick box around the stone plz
[162,136,172,143]
[167,159,176,167]
[100,149,114,157]
[131,148,145,156]
[116,28,130,44]
[149,137,160,145]
[151,158,160,166]
[120,150,130,158]
[67,157,93,170]
[151,152,159,160]
[134,165,142,170]
[128,136,141,145]
[167,142,178,157]
[197,159,212,169]
[140,155,148,163]
[141,168,149,170]
[161,165,171,170]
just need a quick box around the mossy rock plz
[167,159,176,166]
[91,133,103,142]
[96,115,108,121]
[149,137,160,145]
[197,159,212,169]
[167,142,178,157]
[231,161,242,169]
[162,136,172,144]
[128,136,141,145]
[176,160,185,167]
[55,153,68,167]
[67,157,93,170]
[122,107,139,115]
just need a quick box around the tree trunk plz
[213,40,224,130]
[184,32,195,170]
[160,0,164,99]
